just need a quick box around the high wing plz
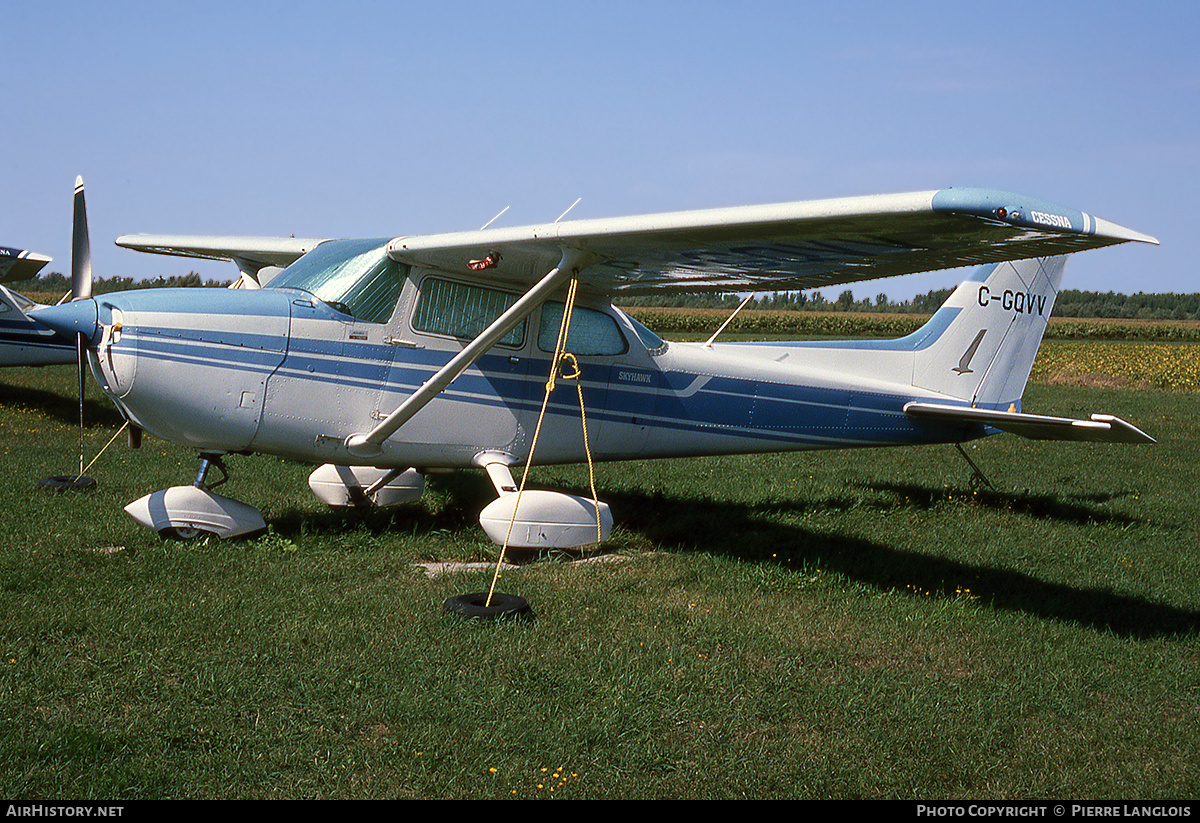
[113,188,1156,296]
[385,187,1158,294]
[0,247,53,283]
[114,234,329,278]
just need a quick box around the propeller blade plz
[39,177,99,491]
[73,178,89,474]
[73,177,92,480]
[71,176,92,301]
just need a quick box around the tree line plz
[22,271,230,295]
[619,288,1200,320]
[17,270,1200,320]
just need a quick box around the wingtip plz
[932,187,1158,246]
[1091,216,1159,246]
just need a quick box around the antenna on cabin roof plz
[554,198,582,224]
[480,206,510,231]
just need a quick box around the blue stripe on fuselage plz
[133,330,926,446]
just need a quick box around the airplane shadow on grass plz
[0,381,127,430]
[268,469,500,542]
[608,483,1200,640]
[272,470,1199,639]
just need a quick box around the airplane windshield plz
[269,238,408,324]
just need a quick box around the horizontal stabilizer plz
[903,402,1155,444]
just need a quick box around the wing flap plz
[903,402,1156,444]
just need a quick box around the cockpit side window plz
[336,257,408,324]
[411,277,525,347]
[268,238,407,324]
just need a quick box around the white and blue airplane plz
[0,247,78,367]
[1,179,95,367]
[30,185,1158,545]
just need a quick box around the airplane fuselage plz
[81,274,975,472]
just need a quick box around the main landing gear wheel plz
[38,475,97,492]
[443,592,533,621]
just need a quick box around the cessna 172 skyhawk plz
[30,184,1158,547]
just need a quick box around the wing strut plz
[344,246,598,459]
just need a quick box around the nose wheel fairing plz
[124,485,267,540]
[124,454,267,540]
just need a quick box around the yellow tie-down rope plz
[77,421,130,481]
[486,277,601,606]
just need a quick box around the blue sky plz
[4,1,1195,301]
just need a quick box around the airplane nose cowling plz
[29,298,100,344]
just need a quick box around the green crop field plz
[1,337,1198,799]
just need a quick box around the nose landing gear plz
[124,453,267,540]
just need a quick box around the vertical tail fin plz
[911,255,1066,410]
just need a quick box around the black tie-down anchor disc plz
[443,592,533,621]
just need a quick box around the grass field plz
[1,341,1198,799]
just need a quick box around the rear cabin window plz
[538,302,628,356]
[412,278,525,347]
